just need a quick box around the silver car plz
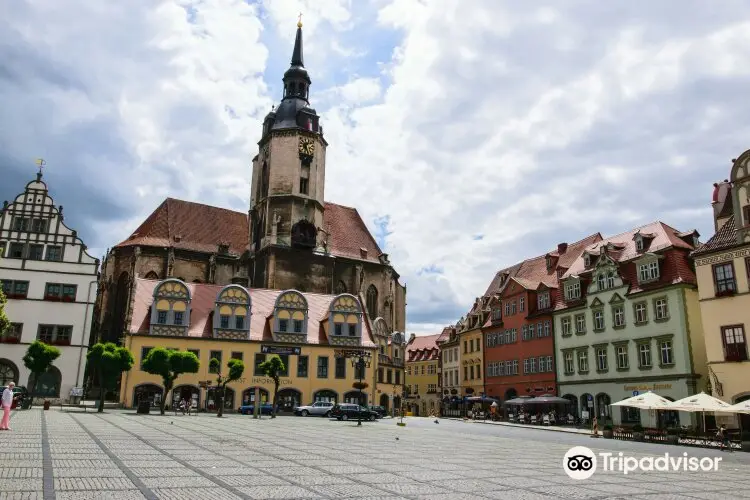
[294,401,334,417]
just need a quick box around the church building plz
[92,22,407,389]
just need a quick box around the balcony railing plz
[378,353,404,367]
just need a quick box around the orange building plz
[483,235,601,401]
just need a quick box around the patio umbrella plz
[726,400,750,414]
[668,392,733,432]
[466,396,500,404]
[503,397,536,406]
[611,391,674,410]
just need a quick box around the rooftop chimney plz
[557,242,568,254]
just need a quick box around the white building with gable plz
[0,171,98,402]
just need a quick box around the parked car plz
[238,403,275,415]
[294,401,334,417]
[0,385,30,409]
[368,405,387,418]
[331,403,379,421]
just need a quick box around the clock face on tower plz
[298,137,315,157]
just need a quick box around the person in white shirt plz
[1,382,14,431]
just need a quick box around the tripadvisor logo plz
[563,446,722,479]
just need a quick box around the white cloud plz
[3,1,750,336]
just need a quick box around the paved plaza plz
[2,410,750,499]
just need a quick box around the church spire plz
[282,18,311,102]
[291,15,304,68]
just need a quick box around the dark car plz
[368,405,387,418]
[1,385,30,409]
[238,403,275,415]
[331,403,378,421]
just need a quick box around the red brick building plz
[483,234,601,401]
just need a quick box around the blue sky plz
[2,0,750,333]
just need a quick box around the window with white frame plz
[638,342,652,368]
[523,359,530,374]
[575,314,586,334]
[510,300,517,315]
[505,302,511,316]
[607,272,616,289]
[634,302,648,324]
[529,357,537,373]
[214,285,251,334]
[596,347,608,371]
[543,320,551,337]
[638,260,660,282]
[150,279,191,332]
[522,325,531,341]
[536,322,543,337]
[613,306,625,327]
[654,298,669,320]
[564,351,574,374]
[565,281,581,300]
[546,356,552,372]
[274,290,309,334]
[593,310,605,331]
[492,308,501,320]
[519,297,525,312]
[659,339,674,365]
[616,344,629,369]
[577,349,589,373]
[597,274,606,290]
[635,237,644,251]
[561,317,572,336]
[512,359,518,374]
[538,291,550,309]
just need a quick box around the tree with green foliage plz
[258,355,286,418]
[209,357,245,417]
[86,343,135,413]
[142,348,199,415]
[22,341,61,407]
[0,289,10,339]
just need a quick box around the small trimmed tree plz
[0,289,10,339]
[87,343,135,412]
[258,355,285,418]
[142,348,199,415]
[209,357,245,417]
[22,341,61,407]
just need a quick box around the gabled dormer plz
[213,285,251,340]
[582,251,596,269]
[149,279,191,336]
[589,253,622,293]
[327,293,363,347]
[633,230,655,253]
[633,252,664,284]
[545,253,558,270]
[273,290,308,342]
[536,285,552,311]
[562,275,582,302]
[676,229,700,248]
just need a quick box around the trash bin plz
[137,401,151,414]
[43,400,50,410]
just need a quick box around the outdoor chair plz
[542,415,550,426]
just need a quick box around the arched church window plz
[274,290,308,334]
[335,280,347,294]
[329,294,362,337]
[214,285,251,333]
[366,285,378,319]
[144,271,159,280]
[150,279,191,330]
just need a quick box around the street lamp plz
[335,349,372,427]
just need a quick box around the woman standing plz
[1,382,14,431]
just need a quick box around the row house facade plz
[0,173,99,402]
[484,235,601,402]
[554,222,706,427]
[405,333,441,415]
[437,326,460,403]
[456,300,488,397]
[372,318,406,413]
[691,150,750,429]
[121,277,403,411]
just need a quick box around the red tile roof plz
[128,278,376,347]
[116,198,249,255]
[407,333,441,352]
[691,216,740,257]
[115,198,384,264]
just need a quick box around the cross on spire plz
[297,12,303,28]
[35,158,46,176]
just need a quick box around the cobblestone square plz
[2,409,750,499]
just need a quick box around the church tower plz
[249,20,327,261]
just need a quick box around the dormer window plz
[149,279,191,333]
[583,255,591,268]
[492,308,502,320]
[638,260,660,283]
[537,291,550,310]
[213,285,251,338]
[597,273,606,290]
[545,255,552,270]
[565,279,581,301]
[635,238,644,252]
[329,294,363,340]
[274,290,308,335]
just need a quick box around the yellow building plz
[120,277,386,411]
[456,299,487,397]
[405,333,441,416]
[691,150,750,428]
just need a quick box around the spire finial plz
[297,12,303,28]
[35,158,46,179]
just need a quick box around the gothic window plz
[300,164,310,195]
[260,161,269,199]
[274,290,308,334]
[214,285,251,335]
[329,294,362,337]
[366,285,378,320]
[149,279,191,332]
[144,271,159,280]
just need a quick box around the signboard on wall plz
[261,345,301,355]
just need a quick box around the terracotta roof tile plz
[128,278,375,347]
[323,203,383,264]
[115,198,385,265]
[407,333,441,352]
[691,216,740,257]
[116,198,249,255]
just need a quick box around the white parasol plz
[668,392,733,412]
[611,391,674,410]
[725,399,750,414]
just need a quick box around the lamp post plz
[335,349,372,427]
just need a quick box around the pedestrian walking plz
[1,382,15,431]
[591,416,599,437]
